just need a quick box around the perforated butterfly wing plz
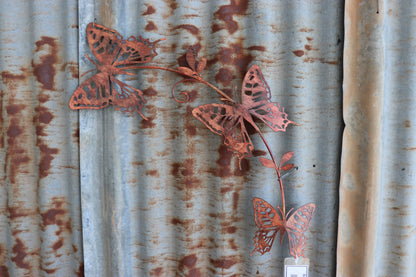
[192,104,254,163]
[114,36,160,66]
[87,23,158,67]
[285,203,316,258]
[111,76,147,118]
[69,72,112,110]
[242,65,297,132]
[86,23,125,66]
[251,198,285,255]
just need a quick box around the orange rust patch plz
[145,21,158,31]
[33,36,59,90]
[11,238,30,269]
[143,5,156,15]
[293,50,305,57]
[212,0,249,34]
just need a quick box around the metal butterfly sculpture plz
[69,22,164,119]
[251,198,315,258]
[192,64,297,166]
[68,23,315,259]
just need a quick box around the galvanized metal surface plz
[338,0,416,276]
[79,0,343,276]
[0,0,83,276]
[6,0,416,276]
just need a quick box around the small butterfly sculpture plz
[251,197,315,258]
[192,65,297,166]
[69,22,163,119]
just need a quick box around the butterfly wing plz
[87,23,158,67]
[86,22,124,65]
[241,65,297,132]
[285,203,316,258]
[192,104,254,163]
[251,198,285,255]
[111,77,147,119]
[69,72,112,110]
[113,36,159,66]
[69,73,147,119]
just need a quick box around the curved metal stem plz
[124,65,235,103]
[250,123,286,216]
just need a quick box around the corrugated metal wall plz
[338,0,416,276]
[0,0,83,276]
[1,0,415,276]
[79,0,342,276]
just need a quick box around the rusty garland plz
[68,22,315,259]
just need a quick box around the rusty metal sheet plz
[0,0,82,276]
[339,1,416,276]
[79,0,343,276]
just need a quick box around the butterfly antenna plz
[153,37,166,44]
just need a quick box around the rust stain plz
[234,158,249,176]
[32,36,59,90]
[215,68,235,86]
[1,71,26,82]
[229,239,238,250]
[41,197,72,236]
[6,117,30,184]
[404,120,411,128]
[11,238,30,269]
[306,37,313,42]
[208,44,254,78]
[140,105,157,129]
[143,87,159,97]
[150,267,163,276]
[224,226,237,234]
[247,46,266,51]
[232,191,239,210]
[212,0,249,34]
[210,257,236,269]
[178,254,201,277]
[175,24,200,36]
[172,159,201,191]
[52,238,64,251]
[8,206,34,219]
[208,144,233,177]
[220,185,233,194]
[62,62,79,79]
[145,170,159,177]
[73,126,79,143]
[300,28,314,32]
[143,5,156,15]
[145,21,158,31]
[185,106,197,136]
[171,217,195,227]
[305,44,312,51]
[75,263,84,277]
[164,0,177,10]
[38,143,59,178]
[37,93,50,103]
[0,266,9,277]
[293,50,305,57]
[6,104,25,115]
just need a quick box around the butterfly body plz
[251,197,315,258]
[193,65,297,165]
[69,22,162,118]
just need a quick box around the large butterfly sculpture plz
[251,197,315,258]
[69,22,163,119]
[192,65,297,166]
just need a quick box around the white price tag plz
[284,257,309,277]
[285,265,308,277]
